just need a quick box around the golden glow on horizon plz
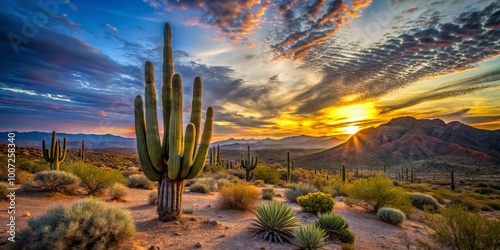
[344,125,360,135]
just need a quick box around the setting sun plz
[344,125,360,135]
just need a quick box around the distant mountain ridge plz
[212,135,344,150]
[0,131,136,149]
[297,117,500,170]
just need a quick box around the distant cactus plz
[241,145,258,181]
[341,164,346,183]
[450,170,455,191]
[286,152,294,183]
[133,23,213,221]
[410,165,414,183]
[78,140,85,162]
[209,145,224,166]
[383,163,387,175]
[42,131,67,171]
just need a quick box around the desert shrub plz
[297,192,334,214]
[421,205,500,250]
[410,193,440,211]
[121,169,140,178]
[313,177,348,197]
[315,212,348,238]
[64,162,126,195]
[190,178,217,193]
[219,182,259,211]
[377,207,406,225]
[16,198,135,249]
[275,180,286,188]
[254,180,265,187]
[293,224,327,250]
[17,158,47,173]
[0,181,10,199]
[449,196,480,212]
[108,183,128,201]
[31,171,80,194]
[127,174,155,189]
[341,243,354,250]
[228,169,246,179]
[217,178,237,188]
[148,190,158,205]
[347,175,412,213]
[262,187,274,200]
[253,166,280,184]
[485,200,500,210]
[15,171,33,184]
[285,184,317,202]
[251,201,298,243]
[337,229,355,244]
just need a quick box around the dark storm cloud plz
[293,2,500,114]
[143,0,271,46]
[0,6,143,128]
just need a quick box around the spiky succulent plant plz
[251,201,298,243]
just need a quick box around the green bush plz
[253,166,280,184]
[0,181,10,199]
[262,187,274,200]
[297,192,334,214]
[148,190,158,205]
[228,169,246,180]
[64,162,126,195]
[251,201,298,243]
[190,178,217,193]
[16,199,135,249]
[31,171,80,194]
[337,229,355,244]
[377,207,405,225]
[449,196,480,212]
[217,178,237,188]
[285,184,317,202]
[17,158,47,173]
[313,177,348,197]
[15,171,33,184]
[219,182,260,211]
[485,200,500,210]
[316,212,348,237]
[421,205,500,250]
[128,174,155,189]
[108,183,128,201]
[347,175,413,214]
[410,193,440,211]
[254,180,265,187]
[293,224,327,250]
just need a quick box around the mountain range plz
[296,117,500,172]
[212,135,344,150]
[0,131,136,149]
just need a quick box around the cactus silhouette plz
[134,23,213,221]
[241,145,258,181]
[42,131,67,171]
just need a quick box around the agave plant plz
[315,212,349,237]
[293,224,327,250]
[251,201,298,243]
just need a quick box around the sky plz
[1,0,500,141]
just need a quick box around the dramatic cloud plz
[293,2,500,114]
[143,0,271,46]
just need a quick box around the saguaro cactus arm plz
[41,131,67,171]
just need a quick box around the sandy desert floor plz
[0,185,436,250]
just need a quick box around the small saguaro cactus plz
[286,152,294,183]
[78,140,85,162]
[383,163,387,175]
[450,170,455,191]
[42,131,67,171]
[134,23,213,222]
[241,145,258,181]
[341,163,346,183]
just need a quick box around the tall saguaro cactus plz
[134,23,213,222]
[341,163,346,183]
[78,140,85,162]
[241,145,258,181]
[286,152,294,183]
[42,131,67,171]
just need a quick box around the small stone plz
[23,212,31,217]
[276,194,283,197]
[174,232,182,236]
[218,215,222,218]
[190,217,198,221]
[225,226,230,229]
[174,221,181,225]
[206,205,211,207]
[147,245,160,250]
[260,247,266,250]
[210,220,218,226]
[195,242,202,248]
[218,234,226,238]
